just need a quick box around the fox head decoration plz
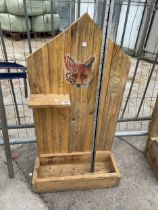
[64,55,95,88]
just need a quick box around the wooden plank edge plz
[32,157,40,192]
[39,151,111,158]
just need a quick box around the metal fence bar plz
[51,0,55,37]
[77,0,81,18]
[120,0,131,47]
[118,116,151,122]
[0,82,14,178]
[121,59,140,118]
[23,0,32,54]
[136,51,158,117]
[0,24,21,125]
[100,0,107,28]
[112,0,121,41]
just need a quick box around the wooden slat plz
[68,14,102,152]
[28,94,71,108]
[145,96,158,180]
[97,40,130,151]
[27,44,50,94]
[147,139,158,179]
[145,96,158,155]
[39,151,111,165]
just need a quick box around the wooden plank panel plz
[97,40,130,151]
[28,94,71,108]
[27,14,102,155]
[68,14,102,152]
[27,44,50,94]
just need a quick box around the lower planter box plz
[32,151,121,192]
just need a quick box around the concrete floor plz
[1,136,158,210]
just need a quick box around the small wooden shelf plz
[28,94,71,108]
[32,151,121,192]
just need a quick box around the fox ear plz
[64,56,76,73]
[64,56,77,85]
[84,57,95,69]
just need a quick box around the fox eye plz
[82,75,87,79]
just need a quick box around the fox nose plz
[76,84,81,88]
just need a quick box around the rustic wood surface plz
[27,13,102,155]
[146,138,158,179]
[28,94,71,108]
[145,96,158,180]
[97,40,130,151]
[32,151,121,192]
[145,96,158,155]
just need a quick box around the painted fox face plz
[64,56,95,88]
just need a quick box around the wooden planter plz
[27,13,130,192]
[32,151,121,192]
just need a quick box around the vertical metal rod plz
[121,59,140,118]
[51,0,55,37]
[69,0,73,25]
[120,0,131,48]
[113,0,121,41]
[0,24,21,124]
[100,0,107,29]
[90,0,113,173]
[77,0,81,18]
[136,51,158,117]
[23,0,32,54]
[0,82,14,178]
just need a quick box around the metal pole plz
[100,0,107,29]
[0,24,21,124]
[118,116,151,122]
[121,59,140,118]
[136,51,158,117]
[112,0,121,41]
[120,0,131,48]
[77,0,81,18]
[115,130,148,137]
[90,0,113,173]
[0,82,14,178]
[0,123,34,129]
[50,0,55,37]
[23,0,32,54]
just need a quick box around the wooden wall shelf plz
[28,94,71,108]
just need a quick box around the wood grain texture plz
[97,40,130,151]
[145,96,158,180]
[28,94,71,108]
[32,151,121,192]
[145,96,158,155]
[146,138,158,179]
[27,13,102,155]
